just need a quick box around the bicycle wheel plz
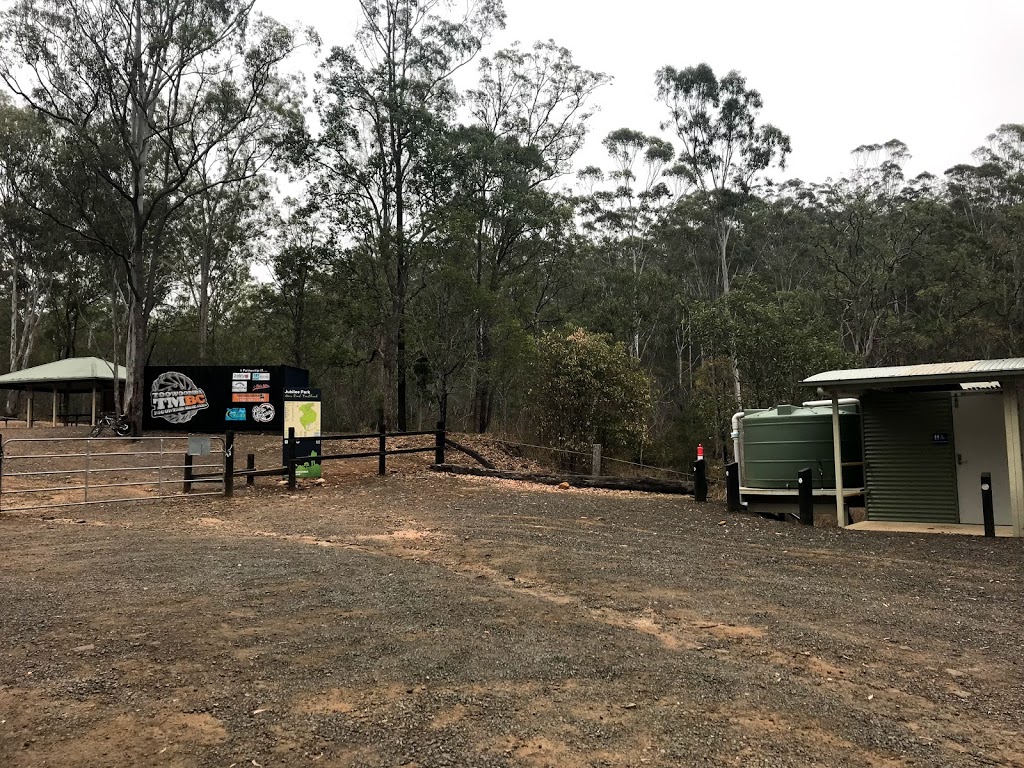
[88,423,105,438]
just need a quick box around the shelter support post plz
[1001,383,1024,537]
[832,393,846,528]
[51,387,57,427]
[26,387,33,428]
[91,387,97,426]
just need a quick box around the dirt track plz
[2,466,1024,767]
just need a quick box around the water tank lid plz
[775,405,795,415]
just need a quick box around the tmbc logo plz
[150,371,209,424]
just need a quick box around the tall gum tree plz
[655,63,790,407]
[462,40,608,431]
[313,0,505,431]
[0,0,307,430]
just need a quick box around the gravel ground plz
[2,465,1024,767]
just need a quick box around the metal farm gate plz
[0,435,226,512]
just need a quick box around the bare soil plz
[1,430,1023,766]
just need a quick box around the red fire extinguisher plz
[697,443,704,460]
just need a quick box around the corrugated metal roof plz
[0,357,127,387]
[804,358,1024,389]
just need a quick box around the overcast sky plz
[256,0,1024,185]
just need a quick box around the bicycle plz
[89,412,132,437]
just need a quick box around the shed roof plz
[803,358,1024,390]
[0,357,127,391]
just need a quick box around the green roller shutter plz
[862,392,959,523]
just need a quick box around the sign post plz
[283,388,322,479]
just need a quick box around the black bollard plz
[798,467,814,526]
[694,459,707,503]
[981,472,995,538]
[725,462,740,513]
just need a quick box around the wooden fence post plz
[183,454,193,493]
[287,427,297,490]
[591,444,602,477]
[435,421,445,465]
[246,453,255,487]
[377,409,386,477]
[223,430,234,498]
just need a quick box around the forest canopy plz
[0,0,1021,468]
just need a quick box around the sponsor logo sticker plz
[232,372,251,380]
[225,408,247,421]
[251,403,276,423]
[251,383,270,391]
[252,372,271,381]
[151,372,209,424]
[231,381,248,392]
[232,393,270,403]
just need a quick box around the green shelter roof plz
[0,357,127,391]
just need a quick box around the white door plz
[953,392,1011,525]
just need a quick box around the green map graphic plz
[299,403,318,430]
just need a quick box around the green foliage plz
[531,328,652,456]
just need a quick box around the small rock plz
[558,482,570,490]
[622,702,637,709]
[718,520,727,526]
[950,688,971,699]
[72,644,95,653]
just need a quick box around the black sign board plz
[143,365,309,433]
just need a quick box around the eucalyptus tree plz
[0,0,307,430]
[313,0,505,430]
[655,63,790,406]
[458,40,607,431]
[577,129,675,361]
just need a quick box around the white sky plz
[257,0,1024,185]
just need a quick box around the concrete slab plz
[847,521,1015,537]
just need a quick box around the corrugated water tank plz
[742,404,862,490]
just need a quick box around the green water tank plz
[742,404,862,490]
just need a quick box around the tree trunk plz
[198,241,211,363]
[718,220,742,409]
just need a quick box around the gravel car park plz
[2,461,1023,767]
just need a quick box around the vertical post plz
[693,459,707,503]
[51,386,57,427]
[246,453,255,487]
[377,408,386,477]
[287,426,297,490]
[1002,383,1024,537]
[591,444,602,477]
[182,454,193,493]
[0,435,4,511]
[223,430,234,498]
[90,387,97,427]
[798,467,814,526]
[726,462,740,513]
[434,421,445,466]
[831,393,846,528]
[981,472,995,538]
[84,439,90,502]
[26,388,33,428]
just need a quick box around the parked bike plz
[88,412,132,437]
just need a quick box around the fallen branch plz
[431,463,693,495]
[444,438,495,469]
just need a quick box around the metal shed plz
[802,359,1024,536]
